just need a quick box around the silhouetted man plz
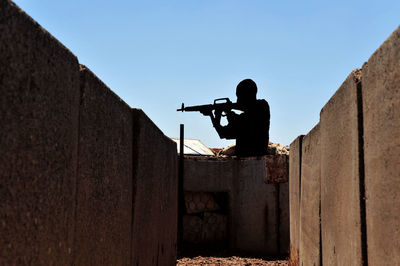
[203,79,270,157]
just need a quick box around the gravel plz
[177,256,288,265]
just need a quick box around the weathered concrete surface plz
[0,1,79,265]
[183,156,286,256]
[289,135,303,265]
[131,109,178,266]
[184,157,236,192]
[320,70,362,266]
[299,124,321,266]
[74,67,132,265]
[279,182,290,255]
[233,159,278,255]
[202,212,228,243]
[183,215,203,243]
[362,26,400,265]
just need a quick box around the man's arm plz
[201,109,238,139]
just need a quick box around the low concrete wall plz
[299,124,321,266]
[0,1,178,265]
[290,26,400,266]
[131,109,178,266]
[0,1,80,264]
[234,159,278,255]
[74,67,133,265]
[362,27,400,265]
[183,156,289,256]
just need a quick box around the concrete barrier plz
[362,26,400,265]
[184,157,236,192]
[234,159,278,255]
[320,70,363,266]
[74,67,133,265]
[131,109,178,266]
[289,135,303,265]
[299,124,321,266]
[1,1,181,264]
[0,1,80,265]
[287,27,400,266]
[183,156,288,256]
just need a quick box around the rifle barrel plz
[177,99,242,112]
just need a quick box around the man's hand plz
[214,109,222,120]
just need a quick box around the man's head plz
[236,79,257,107]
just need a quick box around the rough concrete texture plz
[279,182,290,255]
[183,156,285,256]
[183,212,228,244]
[183,215,203,243]
[234,159,278,255]
[74,67,132,265]
[202,212,228,243]
[131,109,178,266]
[362,26,400,265]
[184,157,236,192]
[264,155,289,183]
[0,1,79,265]
[320,70,363,266]
[185,192,221,214]
[299,124,321,266]
[289,135,303,266]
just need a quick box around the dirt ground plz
[177,256,288,265]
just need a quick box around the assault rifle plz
[177,98,242,116]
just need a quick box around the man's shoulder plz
[256,99,270,109]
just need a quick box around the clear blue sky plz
[13,0,399,147]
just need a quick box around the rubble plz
[268,142,290,155]
[214,142,289,157]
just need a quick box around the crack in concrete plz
[356,74,368,266]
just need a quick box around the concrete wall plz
[233,159,278,255]
[183,156,289,257]
[279,182,290,255]
[131,109,178,266]
[299,124,321,266]
[320,70,363,266]
[290,26,400,266]
[362,27,400,266]
[0,1,178,265]
[74,67,133,265]
[288,136,303,265]
[0,1,80,264]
